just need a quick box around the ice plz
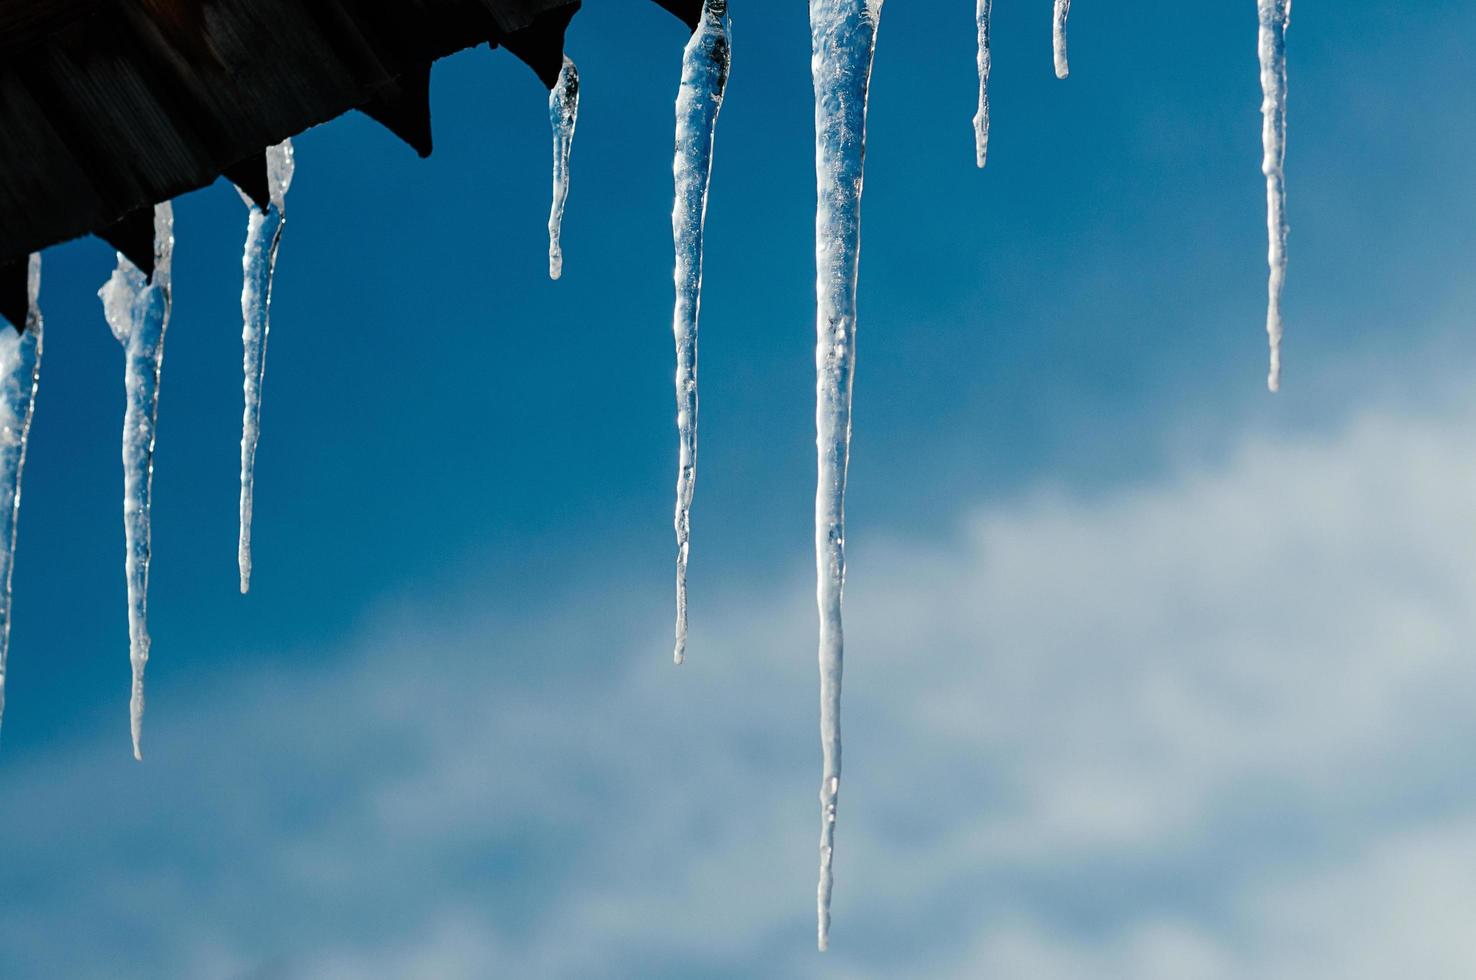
[0,255,43,738]
[974,0,992,167]
[238,140,295,594]
[1053,0,1071,78]
[1258,0,1290,392]
[547,57,580,280]
[99,203,174,761]
[809,0,883,951]
[670,0,733,666]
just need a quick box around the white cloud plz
[6,395,1476,977]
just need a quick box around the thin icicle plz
[547,57,580,280]
[99,203,174,761]
[809,0,882,952]
[0,255,43,738]
[973,0,992,166]
[671,0,733,666]
[238,140,296,594]
[1257,0,1290,392]
[1053,0,1071,78]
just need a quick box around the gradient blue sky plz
[3,1,1476,976]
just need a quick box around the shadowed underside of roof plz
[0,0,701,315]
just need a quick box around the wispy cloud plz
[6,389,1476,978]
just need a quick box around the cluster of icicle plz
[805,0,1290,949]
[974,1,1291,385]
[0,0,1296,953]
[523,0,1295,952]
[91,140,293,760]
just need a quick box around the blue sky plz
[3,1,1476,976]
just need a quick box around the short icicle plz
[1257,0,1290,392]
[809,0,883,952]
[1053,0,1071,78]
[670,0,733,666]
[547,56,580,280]
[238,140,296,593]
[99,203,174,761]
[974,0,992,166]
[0,255,44,738]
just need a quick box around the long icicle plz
[809,0,883,952]
[671,0,733,666]
[547,56,580,280]
[974,0,992,167]
[1257,0,1290,392]
[239,140,296,593]
[0,255,43,738]
[99,203,174,761]
[1053,0,1071,78]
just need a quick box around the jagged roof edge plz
[0,0,700,272]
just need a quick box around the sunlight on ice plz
[99,203,174,761]
[238,140,295,594]
[0,255,43,739]
[1257,0,1290,392]
[671,0,733,666]
[809,0,882,951]
[547,57,580,280]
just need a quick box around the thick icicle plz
[1257,0,1290,392]
[0,256,43,738]
[547,56,580,280]
[973,0,991,166]
[809,0,882,952]
[671,0,733,666]
[99,203,174,761]
[1053,0,1071,78]
[238,140,296,593]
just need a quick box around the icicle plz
[1053,0,1071,78]
[671,0,733,666]
[974,0,991,167]
[1257,0,1290,392]
[99,203,174,761]
[809,0,882,952]
[547,57,580,280]
[0,255,43,738]
[238,140,295,594]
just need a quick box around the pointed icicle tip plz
[360,63,434,157]
[1258,0,1290,395]
[0,253,44,742]
[547,56,580,280]
[1053,0,1071,79]
[670,0,733,666]
[973,0,992,168]
[103,202,174,762]
[238,140,294,595]
[810,0,883,951]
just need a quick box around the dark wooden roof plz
[0,0,700,312]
